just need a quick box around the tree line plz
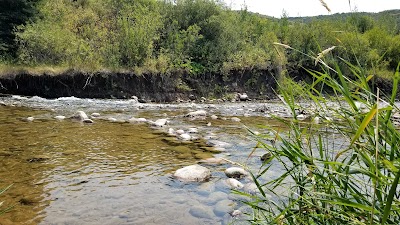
[1,0,399,79]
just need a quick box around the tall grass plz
[0,184,13,216]
[240,48,400,224]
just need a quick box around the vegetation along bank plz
[0,0,400,100]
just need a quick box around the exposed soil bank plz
[0,68,279,102]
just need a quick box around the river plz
[0,95,342,225]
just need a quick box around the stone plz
[231,117,241,122]
[243,183,259,194]
[213,199,237,217]
[210,115,218,120]
[187,127,198,133]
[296,114,306,120]
[179,133,192,141]
[225,178,244,190]
[108,117,119,122]
[225,167,248,178]
[25,116,34,122]
[230,210,242,217]
[189,206,214,219]
[199,158,226,164]
[237,93,249,101]
[189,94,196,100]
[83,119,94,123]
[260,152,272,162]
[207,140,232,148]
[71,111,89,121]
[152,119,169,127]
[186,110,207,117]
[173,164,211,182]
[176,129,185,135]
[208,192,228,205]
[91,113,101,117]
[128,117,147,123]
[54,115,65,120]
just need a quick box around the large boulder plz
[174,165,211,182]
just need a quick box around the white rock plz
[231,117,241,122]
[207,140,232,148]
[71,111,89,121]
[54,115,65,120]
[91,113,101,117]
[167,128,175,136]
[210,115,218,120]
[231,210,242,217]
[26,116,34,122]
[176,129,185,135]
[312,116,320,124]
[107,117,117,122]
[238,93,249,101]
[187,127,198,133]
[174,165,211,182]
[83,119,94,123]
[296,114,306,120]
[154,119,169,127]
[128,117,147,123]
[226,178,244,189]
[225,167,248,178]
[179,133,192,141]
[186,110,207,117]
[207,122,212,127]
[199,158,226,164]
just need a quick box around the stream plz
[0,95,355,225]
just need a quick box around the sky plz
[224,0,400,18]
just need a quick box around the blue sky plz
[224,0,400,18]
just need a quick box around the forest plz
[1,0,400,81]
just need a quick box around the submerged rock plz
[174,164,211,182]
[207,140,232,148]
[214,199,237,217]
[189,205,214,219]
[225,167,248,178]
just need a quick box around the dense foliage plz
[0,0,399,79]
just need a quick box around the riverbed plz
[0,95,349,224]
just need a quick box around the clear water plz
[0,96,287,225]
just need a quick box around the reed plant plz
[239,46,400,224]
[0,184,13,216]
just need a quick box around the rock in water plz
[225,178,244,189]
[186,110,207,117]
[71,111,89,121]
[174,165,211,182]
[54,115,66,120]
[154,119,169,127]
[91,113,101,118]
[224,167,248,178]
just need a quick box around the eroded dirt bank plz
[0,68,278,102]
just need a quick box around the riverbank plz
[0,66,398,102]
[0,68,279,102]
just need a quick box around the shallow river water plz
[0,96,329,225]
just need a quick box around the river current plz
[1,96,294,225]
